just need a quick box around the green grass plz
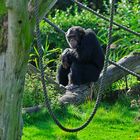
[22,100,140,140]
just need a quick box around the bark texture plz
[0,0,57,140]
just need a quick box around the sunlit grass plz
[22,100,140,140]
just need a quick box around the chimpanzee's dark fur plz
[57,27,104,86]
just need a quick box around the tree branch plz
[22,105,43,114]
[100,52,140,89]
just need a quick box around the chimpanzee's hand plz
[61,48,72,69]
[61,55,70,69]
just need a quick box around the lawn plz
[22,99,140,140]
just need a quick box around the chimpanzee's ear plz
[77,27,85,37]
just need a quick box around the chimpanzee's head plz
[66,26,85,49]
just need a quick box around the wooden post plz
[0,0,57,139]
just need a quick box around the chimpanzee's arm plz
[61,48,78,67]
[57,64,70,86]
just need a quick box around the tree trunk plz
[0,0,57,140]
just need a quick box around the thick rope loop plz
[35,0,115,132]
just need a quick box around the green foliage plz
[0,0,7,16]
[23,74,44,107]
[23,71,61,109]
[29,39,61,69]
[28,0,140,75]
[110,1,140,61]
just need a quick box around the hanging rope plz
[43,18,65,34]
[35,0,115,132]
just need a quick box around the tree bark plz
[101,52,140,89]
[0,0,57,140]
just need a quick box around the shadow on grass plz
[23,97,139,140]
[22,107,80,140]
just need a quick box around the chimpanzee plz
[57,26,104,86]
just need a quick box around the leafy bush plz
[110,0,140,61]
[23,69,61,108]
[23,74,44,107]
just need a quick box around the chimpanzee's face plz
[66,26,85,49]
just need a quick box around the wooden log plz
[101,52,140,89]
[22,105,43,114]
[59,52,140,105]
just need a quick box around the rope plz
[43,18,65,34]
[70,0,140,37]
[35,0,115,132]
[109,60,140,79]
[43,17,140,79]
